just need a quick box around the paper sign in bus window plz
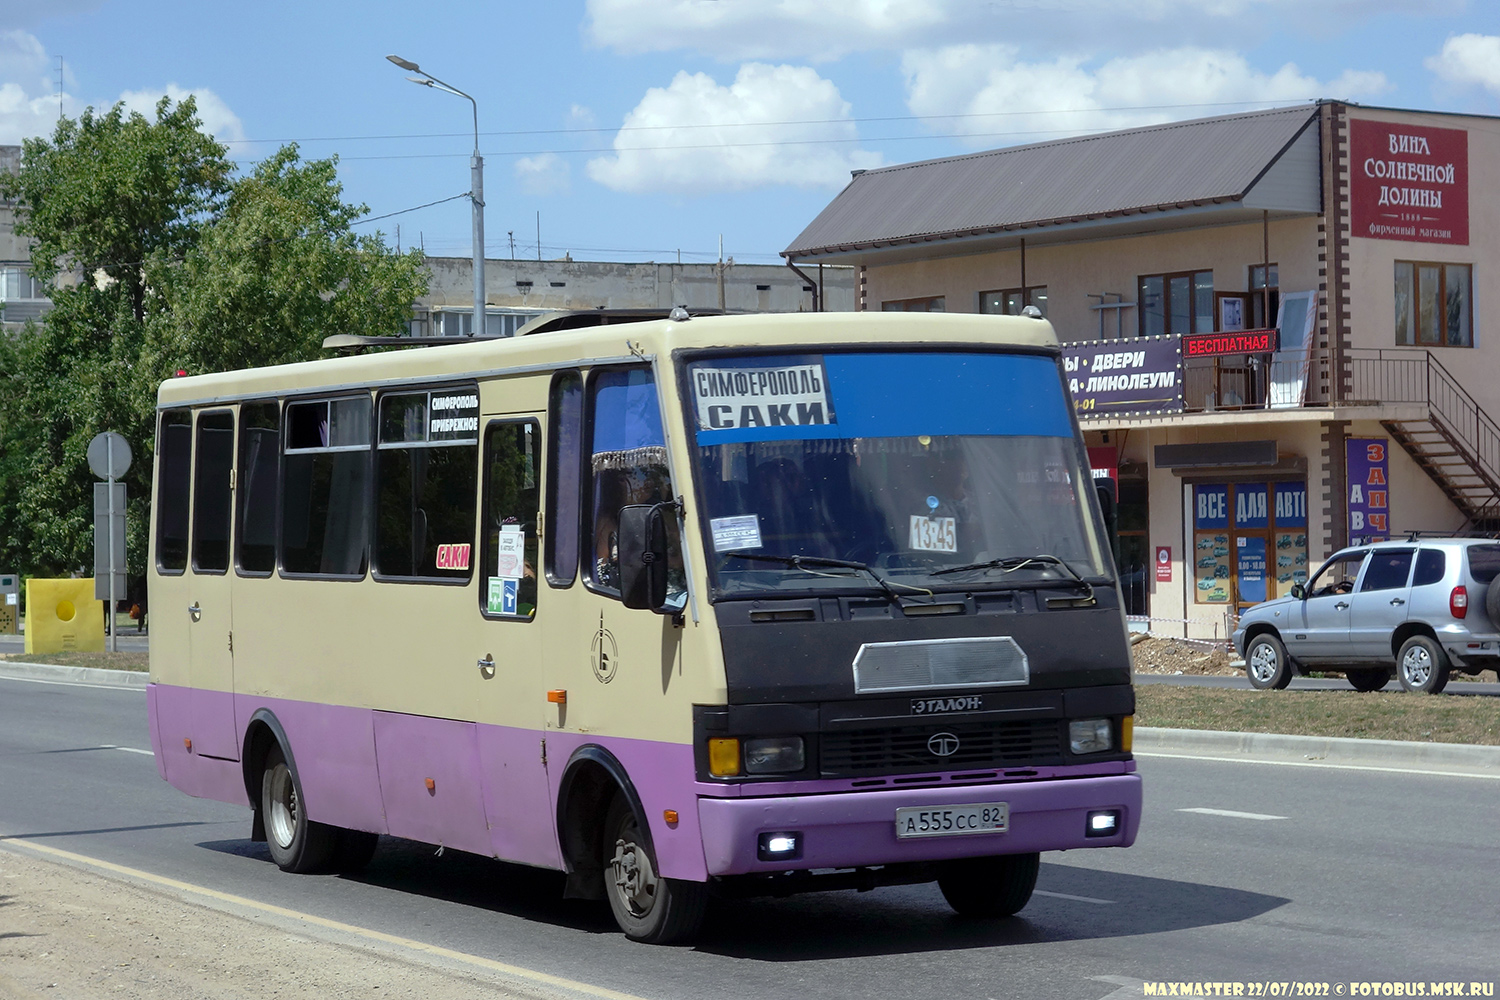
[711,514,762,551]
[692,363,832,431]
[487,577,519,615]
[909,515,957,553]
[494,529,525,579]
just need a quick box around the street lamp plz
[387,54,488,337]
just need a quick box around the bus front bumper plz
[696,773,1141,877]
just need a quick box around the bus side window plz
[545,371,582,587]
[191,410,235,573]
[236,402,280,576]
[586,368,682,600]
[481,420,540,618]
[281,396,372,578]
[372,387,479,582]
[156,409,193,573]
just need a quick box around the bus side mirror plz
[1290,583,1305,600]
[618,503,670,613]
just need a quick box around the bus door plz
[186,408,239,760]
[473,414,560,867]
[539,367,688,807]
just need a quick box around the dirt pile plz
[1130,635,1239,676]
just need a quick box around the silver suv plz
[1232,536,1500,694]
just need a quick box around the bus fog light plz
[708,738,741,777]
[1086,810,1120,837]
[744,737,805,774]
[757,831,803,861]
[1069,718,1113,755]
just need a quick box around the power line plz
[222,99,1304,147]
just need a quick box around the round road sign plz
[87,431,133,480]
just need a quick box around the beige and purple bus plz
[147,309,1141,943]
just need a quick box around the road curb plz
[1136,725,1500,772]
[0,660,148,688]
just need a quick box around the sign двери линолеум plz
[1349,119,1468,246]
[1061,335,1183,416]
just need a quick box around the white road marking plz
[101,745,154,756]
[0,837,652,1000]
[1177,807,1286,821]
[0,673,145,692]
[1034,889,1115,904]
[1089,975,1148,999]
[1137,749,1500,781]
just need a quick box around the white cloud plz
[0,30,79,144]
[568,104,596,129]
[586,63,882,194]
[585,0,1440,61]
[902,46,1389,143]
[515,152,571,196]
[1426,34,1500,94]
[117,84,246,144]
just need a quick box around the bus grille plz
[819,719,1063,776]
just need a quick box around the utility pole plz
[717,234,726,312]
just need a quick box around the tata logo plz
[927,732,960,757]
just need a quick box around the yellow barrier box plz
[24,578,105,654]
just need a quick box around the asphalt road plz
[1,672,1497,1000]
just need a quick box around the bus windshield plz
[685,351,1110,598]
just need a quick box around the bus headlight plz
[743,737,805,774]
[1069,719,1113,755]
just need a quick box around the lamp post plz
[387,54,487,337]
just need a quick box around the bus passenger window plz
[482,421,540,618]
[236,402,280,575]
[587,368,684,604]
[191,410,235,573]
[373,387,479,581]
[282,396,372,577]
[156,409,192,573]
[545,371,582,587]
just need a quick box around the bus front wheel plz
[261,743,337,874]
[602,795,708,944]
[937,852,1039,917]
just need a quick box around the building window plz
[1395,261,1471,347]
[1139,270,1213,337]
[980,286,1048,318]
[1249,264,1279,329]
[0,267,43,300]
[882,296,945,312]
[431,309,541,338]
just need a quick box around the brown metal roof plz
[783,105,1321,259]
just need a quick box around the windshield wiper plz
[724,552,922,601]
[930,553,1093,593]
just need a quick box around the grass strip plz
[1136,684,1500,746]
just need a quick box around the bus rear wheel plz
[938,852,1040,917]
[602,795,708,944]
[261,743,337,874]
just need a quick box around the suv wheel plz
[1245,634,1292,690]
[1397,636,1450,694]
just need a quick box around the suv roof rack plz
[1402,529,1500,541]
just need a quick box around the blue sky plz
[2,1,1497,266]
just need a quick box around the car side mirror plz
[618,503,672,613]
[1289,583,1305,600]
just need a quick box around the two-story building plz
[1,145,52,331]
[784,101,1496,639]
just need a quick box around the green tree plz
[0,98,428,588]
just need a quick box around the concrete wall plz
[421,257,856,315]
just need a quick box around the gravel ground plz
[1130,635,1239,676]
[0,847,554,1000]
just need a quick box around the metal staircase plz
[1376,352,1500,527]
